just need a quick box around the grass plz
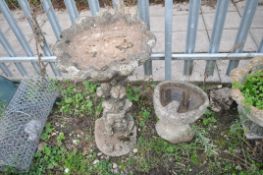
[1,81,262,175]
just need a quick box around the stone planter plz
[230,57,263,139]
[54,12,156,156]
[153,81,209,144]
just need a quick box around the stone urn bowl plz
[153,81,209,144]
[54,12,156,156]
[230,57,263,139]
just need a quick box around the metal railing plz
[0,0,262,80]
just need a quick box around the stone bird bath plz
[54,12,155,156]
[153,81,209,144]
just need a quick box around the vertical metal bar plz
[112,0,123,10]
[18,0,60,76]
[184,0,201,75]
[41,0,62,41]
[205,0,229,76]
[0,0,39,73]
[138,0,150,29]
[258,39,263,52]
[0,63,12,77]
[64,0,79,24]
[226,0,259,75]
[0,30,27,76]
[87,0,100,16]
[165,0,173,80]
[138,0,152,76]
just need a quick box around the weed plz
[201,108,217,128]
[234,70,263,109]
[126,86,141,103]
[64,150,88,175]
[138,107,151,127]
[83,80,97,94]
[40,122,54,142]
[91,160,113,175]
[57,81,100,117]
[56,132,65,146]
[193,125,218,157]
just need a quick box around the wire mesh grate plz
[0,78,58,171]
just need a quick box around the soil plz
[69,19,146,69]
[5,81,261,175]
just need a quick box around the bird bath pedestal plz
[54,13,155,156]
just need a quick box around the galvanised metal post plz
[18,0,60,77]
[151,52,263,60]
[138,0,150,29]
[138,0,152,76]
[184,0,201,76]
[41,0,62,41]
[165,0,173,80]
[88,0,100,16]
[258,39,263,52]
[205,0,229,76]
[0,0,39,73]
[0,63,11,77]
[112,0,123,10]
[64,0,79,24]
[226,0,259,75]
[0,30,27,76]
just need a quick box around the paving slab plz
[206,29,258,52]
[152,31,209,53]
[200,1,236,13]
[202,12,241,30]
[150,14,206,32]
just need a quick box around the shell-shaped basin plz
[153,81,209,125]
[230,57,263,127]
[53,12,156,82]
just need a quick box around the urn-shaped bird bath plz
[54,13,155,156]
[230,57,263,139]
[153,81,209,144]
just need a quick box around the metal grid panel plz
[0,78,58,171]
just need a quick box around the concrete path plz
[0,1,262,82]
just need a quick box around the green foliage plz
[56,132,65,146]
[126,86,141,102]
[138,107,151,127]
[201,108,217,127]
[83,80,97,94]
[64,150,88,175]
[35,145,65,170]
[193,125,218,157]
[57,81,101,117]
[91,160,113,175]
[3,81,261,175]
[238,70,263,109]
[40,122,54,142]
[227,120,245,151]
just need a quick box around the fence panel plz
[0,0,262,80]
[226,0,259,75]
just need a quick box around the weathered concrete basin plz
[153,81,209,143]
[230,57,263,139]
